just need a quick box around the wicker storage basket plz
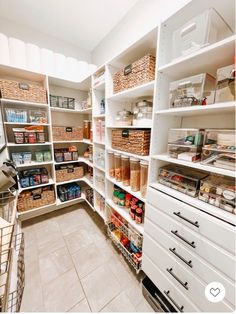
[52,126,83,141]
[56,166,84,182]
[112,129,151,156]
[17,187,55,212]
[0,79,47,103]
[113,54,156,94]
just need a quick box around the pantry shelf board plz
[48,74,91,91]
[107,147,150,162]
[4,122,50,126]
[50,107,92,114]
[158,35,235,79]
[107,81,155,101]
[94,204,106,220]
[0,63,46,82]
[93,140,105,146]
[54,157,93,168]
[93,114,106,118]
[106,176,146,202]
[150,183,236,226]
[56,176,93,188]
[106,125,152,129]
[84,198,95,211]
[16,161,54,169]
[155,101,236,116]
[17,202,57,220]
[94,187,106,198]
[93,164,105,172]
[53,139,92,144]
[56,196,84,207]
[19,178,54,193]
[1,98,49,108]
[83,139,93,145]
[106,199,144,234]
[7,142,52,147]
[93,81,105,91]
[153,154,236,178]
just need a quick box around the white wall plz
[92,0,191,65]
[0,17,91,62]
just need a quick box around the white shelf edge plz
[94,186,106,198]
[54,157,93,167]
[150,183,236,226]
[153,154,235,178]
[7,142,52,147]
[56,176,93,188]
[93,114,105,118]
[16,161,54,168]
[19,178,54,192]
[107,147,150,162]
[106,198,144,234]
[93,80,105,91]
[106,125,152,129]
[4,122,50,126]
[93,164,105,172]
[53,139,93,144]
[17,202,57,217]
[106,176,146,202]
[1,98,49,107]
[50,107,92,114]
[93,140,105,146]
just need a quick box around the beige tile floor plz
[21,203,154,312]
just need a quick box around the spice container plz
[114,153,121,181]
[115,109,132,126]
[83,120,90,139]
[140,161,149,197]
[121,155,130,186]
[108,151,115,178]
[130,158,140,192]
[215,64,235,103]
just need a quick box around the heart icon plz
[210,287,220,297]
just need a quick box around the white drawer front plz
[146,188,235,254]
[142,255,200,312]
[143,234,234,312]
[144,218,235,307]
[145,203,235,280]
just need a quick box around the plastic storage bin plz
[168,128,205,162]
[201,129,235,170]
[29,109,47,123]
[94,146,105,169]
[215,64,235,103]
[169,73,216,108]
[130,158,140,192]
[140,161,149,197]
[5,108,27,123]
[172,8,233,60]
[115,110,133,126]
[108,151,115,178]
[121,155,130,186]
[114,153,121,181]
[199,175,235,214]
[158,164,208,197]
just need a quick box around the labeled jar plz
[121,155,130,186]
[135,207,143,224]
[114,153,121,181]
[140,160,149,197]
[108,151,115,178]
[83,120,90,139]
[130,158,140,192]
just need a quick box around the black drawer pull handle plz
[169,248,193,268]
[171,230,196,248]
[166,268,189,290]
[164,290,184,312]
[173,212,199,228]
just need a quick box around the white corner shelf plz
[4,122,50,126]
[150,183,236,226]
[56,176,93,189]
[106,176,146,202]
[83,139,93,145]
[93,164,105,172]
[107,81,155,101]
[153,154,235,178]
[156,101,235,116]
[50,107,92,114]
[53,139,93,145]
[106,198,144,234]
[93,81,105,91]
[56,196,84,207]
[94,186,106,198]
[16,160,54,169]
[19,178,54,193]
[107,147,150,162]
[93,114,105,118]
[54,157,93,168]
[106,125,152,129]
[93,140,105,146]
[17,202,57,219]
[7,142,52,147]
[0,98,49,108]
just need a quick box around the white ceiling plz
[0,0,138,52]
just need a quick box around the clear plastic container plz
[130,158,140,192]
[114,153,121,181]
[140,161,149,197]
[121,155,130,186]
[133,100,153,126]
[115,109,133,126]
[215,64,235,103]
[169,73,216,108]
[172,8,233,60]
[108,151,115,178]
[168,128,204,162]
[201,129,236,170]
[83,120,90,139]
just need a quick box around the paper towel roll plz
[88,64,97,75]
[66,57,79,81]
[41,48,54,75]
[9,37,26,69]
[54,52,67,79]
[0,170,16,192]
[26,43,41,73]
[77,61,89,81]
[0,33,10,65]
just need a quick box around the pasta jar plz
[83,120,90,139]
[114,153,121,181]
[121,155,130,186]
[130,158,140,192]
[108,151,115,178]
[140,160,149,197]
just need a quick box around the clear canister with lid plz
[121,155,130,186]
[130,157,140,192]
[114,153,121,181]
[83,120,90,139]
[140,160,149,197]
[108,151,115,178]
[115,109,133,126]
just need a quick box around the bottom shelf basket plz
[106,205,142,273]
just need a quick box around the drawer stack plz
[142,187,235,312]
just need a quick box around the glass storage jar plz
[114,153,121,181]
[83,120,90,139]
[140,160,149,197]
[108,151,115,178]
[115,109,132,126]
[133,100,153,126]
[121,155,130,186]
[130,157,140,192]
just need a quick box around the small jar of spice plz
[135,207,143,224]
